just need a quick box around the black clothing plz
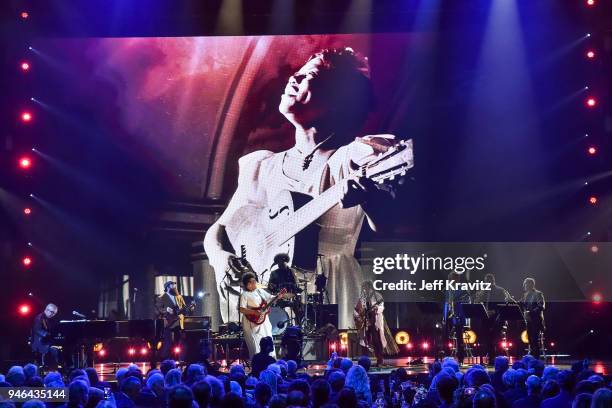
[250,352,276,378]
[268,266,297,294]
[522,290,545,357]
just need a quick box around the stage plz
[90,357,611,383]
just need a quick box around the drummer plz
[268,253,302,323]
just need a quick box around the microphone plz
[72,310,86,319]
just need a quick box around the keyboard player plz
[31,303,60,370]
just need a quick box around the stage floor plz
[92,356,610,382]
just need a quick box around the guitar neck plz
[270,182,343,246]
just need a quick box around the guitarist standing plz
[156,281,192,359]
[204,47,404,329]
[239,273,279,358]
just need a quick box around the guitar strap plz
[175,294,187,330]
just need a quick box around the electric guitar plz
[245,288,288,325]
[225,139,414,275]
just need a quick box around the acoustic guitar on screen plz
[225,139,414,275]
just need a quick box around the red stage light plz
[508,342,513,347]
[19,156,32,169]
[586,0,595,5]
[21,62,30,71]
[98,349,106,357]
[592,293,602,303]
[586,97,597,107]
[589,196,598,205]
[550,342,555,347]
[24,207,32,215]
[447,342,453,348]
[22,256,32,267]
[20,11,29,19]
[407,343,413,350]
[340,344,347,350]
[421,341,429,350]
[173,346,181,355]
[140,347,148,355]
[501,341,508,349]
[587,146,597,155]
[127,348,136,356]
[331,343,336,350]
[18,304,31,315]
[591,245,599,253]
[586,50,595,59]
[21,112,33,122]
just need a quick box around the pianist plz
[31,303,60,369]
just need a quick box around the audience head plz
[591,388,612,408]
[437,372,459,403]
[345,365,371,401]
[22,401,45,408]
[192,380,211,408]
[494,356,509,373]
[357,355,371,372]
[68,379,89,406]
[541,379,561,400]
[260,369,278,395]
[465,368,491,388]
[121,375,142,400]
[525,375,541,395]
[340,358,353,373]
[221,392,245,408]
[311,378,331,407]
[255,382,272,406]
[146,372,165,397]
[23,363,37,380]
[572,393,592,408]
[287,390,307,407]
[185,363,206,385]
[116,367,129,384]
[160,359,177,376]
[542,366,559,381]
[473,388,496,408]
[260,336,275,354]
[165,368,183,388]
[557,370,575,393]
[502,368,517,388]
[287,360,298,376]
[168,384,194,408]
[328,370,346,392]
[6,366,25,386]
[442,357,460,373]
[204,375,226,407]
[269,394,287,408]
[337,387,358,408]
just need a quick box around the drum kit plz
[267,266,328,336]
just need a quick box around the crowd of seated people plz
[0,338,610,408]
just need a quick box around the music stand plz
[496,304,524,321]
[462,303,489,320]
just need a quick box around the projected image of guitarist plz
[156,281,195,359]
[204,47,414,328]
[239,272,288,357]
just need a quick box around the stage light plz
[173,346,181,355]
[421,341,429,350]
[592,293,602,303]
[18,304,31,315]
[463,330,477,344]
[587,146,597,155]
[589,196,598,205]
[140,347,148,355]
[22,256,32,267]
[500,341,508,349]
[508,342,513,347]
[98,349,106,357]
[20,62,30,71]
[550,342,555,347]
[330,342,337,351]
[340,343,347,350]
[591,245,599,253]
[197,291,204,298]
[586,97,597,107]
[406,342,413,350]
[521,330,529,344]
[19,156,32,169]
[21,111,33,122]
[20,11,29,19]
[447,342,453,348]
[586,50,595,59]
[127,347,136,356]
[27,242,32,247]
[339,332,348,346]
[24,207,32,215]
[586,0,595,6]
[394,331,410,345]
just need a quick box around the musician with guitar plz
[239,272,287,358]
[204,47,414,328]
[155,281,195,359]
[354,281,397,366]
